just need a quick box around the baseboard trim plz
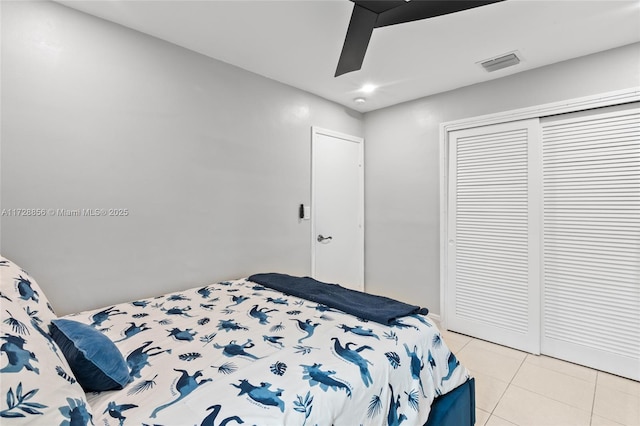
[428,313,441,323]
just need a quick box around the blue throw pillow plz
[50,318,130,392]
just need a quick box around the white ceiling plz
[56,0,640,113]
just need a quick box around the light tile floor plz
[436,326,640,426]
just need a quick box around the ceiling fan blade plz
[376,0,505,28]
[335,4,379,77]
[334,0,505,77]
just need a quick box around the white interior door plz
[446,119,541,354]
[311,127,364,291]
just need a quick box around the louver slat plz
[542,110,640,378]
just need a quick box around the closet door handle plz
[317,234,333,242]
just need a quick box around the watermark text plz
[1,208,130,217]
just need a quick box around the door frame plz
[311,126,365,290]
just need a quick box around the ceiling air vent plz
[480,52,521,72]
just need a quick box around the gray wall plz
[1,1,363,315]
[364,42,640,315]
[3,1,639,318]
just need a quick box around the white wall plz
[364,42,640,315]
[0,1,363,315]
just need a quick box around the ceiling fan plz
[335,0,505,77]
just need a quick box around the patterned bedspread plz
[64,278,470,425]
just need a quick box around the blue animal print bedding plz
[1,256,95,425]
[64,277,470,425]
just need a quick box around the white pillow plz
[1,256,95,425]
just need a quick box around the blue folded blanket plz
[247,273,428,325]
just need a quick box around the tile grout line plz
[589,372,599,426]
[458,336,473,353]
[518,358,600,411]
[451,337,494,424]
[482,344,530,426]
[510,352,604,415]
[506,381,595,419]
[525,356,599,383]
[495,353,529,425]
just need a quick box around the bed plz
[0,255,474,425]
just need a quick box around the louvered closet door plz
[541,107,640,381]
[447,119,541,354]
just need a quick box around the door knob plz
[317,234,333,242]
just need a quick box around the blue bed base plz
[424,377,476,426]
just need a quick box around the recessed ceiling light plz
[354,97,367,104]
[360,84,377,94]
